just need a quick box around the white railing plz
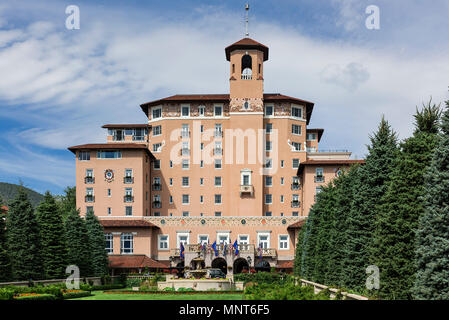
[241,74,252,80]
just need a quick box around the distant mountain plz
[0,182,45,207]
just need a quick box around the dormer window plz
[241,54,252,80]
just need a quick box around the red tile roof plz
[225,37,269,61]
[140,93,315,124]
[100,219,157,228]
[276,260,294,269]
[68,143,153,157]
[108,255,167,269]
[287,220,306,230]
[102,124,149,129]
[1,206,7,214]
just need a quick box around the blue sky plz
[0,0,448,195]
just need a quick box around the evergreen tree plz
[85,210,109,276]
[341,116,399,292]
[293,226,306,276]
[372,101,441,299]
[6,187,44,280]
[36,191,68,279]
[64,209,92,277]
[413,99,449,299]
[0,196,12,281]
[58,186,76,219]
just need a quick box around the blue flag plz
[180,243,185,259]
[211,241,217,256]
[233,239,239,255]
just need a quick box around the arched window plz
[241,54,252,80]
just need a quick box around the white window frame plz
[152,106,162,120]
[241,169,252,185]
[278,234,290,250]
[105,233,113,254]
[265,194,272,204]
[158,234,169,250]
[153,125,162,136]
[238,234,250,244]
[265,123,273,134]
[177,232,190,248]
[214,104,223,117]
[292,158,300,169]
[120,233,134,254]
[292,124,302,135]
[182,159,190,170]
[291,104,303,119]
[216,232,230,245]
[257,232,271,249]
[264,104,274,117]
[214,176,222,187]
[198,105,205,116]
[214,194,222,205]
[198,234,209,245]
[214,159,222,169]
[265,176,272,187]
[182,176,190,187]
[182,194,190,205]
[307,133,317,141]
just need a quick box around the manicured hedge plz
[234,272,293,285]
[14,294,57,301]
[103,290,241,295]
[244,283,333,300]
[63,291,92,299]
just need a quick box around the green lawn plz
[75,291,244,300]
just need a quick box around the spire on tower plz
[245,3,249,37]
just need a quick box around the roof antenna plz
[245,3,249,37]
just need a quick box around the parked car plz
[206,268,226,279]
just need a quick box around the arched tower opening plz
[241,54,252,80]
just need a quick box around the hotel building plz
[69,37,363,275]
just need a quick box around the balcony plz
[85,195,95,203]
[153,201,162,209]
[180,148,190,156]
[84,176,95,184]
[241,74,252,80]
[180,131,190,139]
[257,248,277,257]
[238,244,255,254]
[170,249,180,257]
[291,200,300,208]
[124,176,134,184]
[124,195,134,203]
[291,182,300,190]
[152,183,162,191]
[314,175,325,183]
[214,131,223,138]
[240,184,254,196]
[213,148,222,156]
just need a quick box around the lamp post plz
[247,256,252,267]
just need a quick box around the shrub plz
[14,293,56,300]
[177,287,194,292]
[163,287,175,291]
[244,283,330,300]
[118,274,127,286]
[63,291,92,299]
[126,278,142,288]
[234,272,293,285]
[0,288,14,300]
[91,284,125,291]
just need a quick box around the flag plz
[211,241,217,257]
[223,243,227,255]
[258,243,263,259]
[180,243,185,259]
[233,240,239,256]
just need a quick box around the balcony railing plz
[291,200,300,208]
[170,249,180,257]
[153,201,162,208]
[238,244,255,254]
[181,148,190,156]
[132,135,146,141]
[314,176,325,183]
[291,182,300,190]
[240,184,254,196]
[84,176,95,184]
[214,131,223,138]
[124,195,134,203]
[258,248,277,257]
[85,195,95,203]
[241,74,252,80]
[152,183,161,191]
[181,131,190,138]
[124,176,134,184]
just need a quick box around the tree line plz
[295,97,449,300]
[0,186,109,282]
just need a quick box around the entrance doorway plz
[211,257,227,274]
[233,258,250,274]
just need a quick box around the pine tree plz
[293,226,306,276]
[85,210,109,276]
[64,209,92,277]
[6,187,44,280]
[58,186,76,220]
[413,99,449,299]
[36,191,68,279]
[0,196,12,281]
[372,101,441,299]
[341,116,399,292]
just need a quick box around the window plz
[182,211,190,217]
[258,233,270,249]
[182,176,189,187]
[199,105,205,116]
[182,194,189,204]
[198,235,209,246]
[238,235,249,244]
[265,176,272,187]
[214,124,222,137]
[152,106,162,119]
[181,124,189,138]
[200,160,204,168]
[200,125,204,133]
[292,158,300,169]
[265,158,272,169]
[78,151,90,161]
[177,233,189,248]
[281,177,284,185]
[169,160,173,168]
[264,211,272,216]
[105,234,113,254]
[215,194,222,205]
[266,141,272,151]
[153,177,161,190]
[292,105,302,118]
[133,128,147,141]
[124,188,133,202]
[280,195,284,203]
[200,195,204,203]
[292,142,301,151]
[124,169,133,184]
[158,235,169,250]
[107,189,111,197]
[292,211,299,217]
[214,105,223,117]
[200,143,204,150]
[215,159,222,169]
[85,188,94,202]
[281,160,284,168]
[241,170,251,186]
[279,235,289,250]
[292,176,300,190]
[153,195,161,208]
[153,125,162,136]
[307,132,317,140]
[316,186,322,195]
[125,206,133,216]
[97,150,121,159]
[214,176,222,187]
[266,123,273,133]
[265,194,272,204]
[169,178,173,186]
[153,143,162,152]
[214,211,222,217]
[292,124,301,135]
[107,207,111,215]
[181,105,190,117]
[265,105,273,116]
[112,129,124,141]
[316,168,324,176]
[292,194,300,208]
[154,212,161,216]
[86,206,93,214]
[169,196,173,203]
[120,233,133,254]
[182,141,190,155]
[244,101,249,109]
[200,178,204,185]
[182,159,189,169]
[85,169,94,184]
[153,159,161,169]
